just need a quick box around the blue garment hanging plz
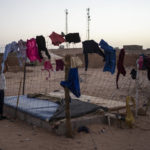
[60,68,81,98]
[1,42,18,73]
[99,39,116,74]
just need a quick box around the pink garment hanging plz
[49,32,65,46]
[56,59,64,71]
[26,38,42,62]
[138,56,143,70]
[42,61,53,80]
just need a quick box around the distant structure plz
[86,8,91,40]
[65,9,68,35]
[123,45,143,50]
[65,9,69,48]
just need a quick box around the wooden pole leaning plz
[22,62,26,95]
[64,55,73,138]
[14,78,22,119]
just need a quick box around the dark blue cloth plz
[99,39,116,74]
[60,68,81,98]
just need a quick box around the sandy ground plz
[1,113,150,150]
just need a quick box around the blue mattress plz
[4,95,59,121]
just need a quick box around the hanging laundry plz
[125,96,135,128]
[82,40,105,71]
[18,40,27,59]
[49,32,65,46]
[138,55,144,70]
[50,53,63,64]
[36,35,51,59]
[26,38,42,62]
[139,54,147,70]
[17,40,27,66]
[65,33,81,43]
[42,60,53,80]
[56,59,64,71]
[71,56,83,68]
[1,41,18,73]
[60,68,81,97]
[143,56,150,80]
[130,69,137,80]
[116,49,126,89]
[99,39,116,74]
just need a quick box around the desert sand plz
[1,114,150,150]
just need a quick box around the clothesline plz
[1,31,150,96]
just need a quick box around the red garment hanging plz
[49,32,65,46]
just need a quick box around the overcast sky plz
[0,0,150,49]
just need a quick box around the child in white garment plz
[0,61,8,120]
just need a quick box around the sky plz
[0,0,150,49]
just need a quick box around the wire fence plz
[3,54,150,102]
[1,47,150,116]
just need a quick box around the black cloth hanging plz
[116,49,126,89]
[143,56,150,80]
[65,33,81,43]
[82,40,105,71]
[36,35,51,59]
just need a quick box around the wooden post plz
[14,78,22,119]
[64,55,73,138]
[135,62,139,117]
[22,63,26,95]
